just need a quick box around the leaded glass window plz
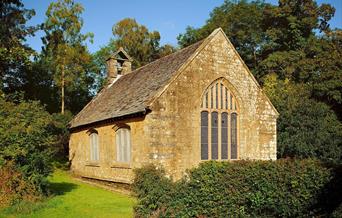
[200,79,239,161]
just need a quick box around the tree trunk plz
[61,66,65,114]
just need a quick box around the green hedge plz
[133,159,341,217]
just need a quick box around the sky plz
[23,0,342,54]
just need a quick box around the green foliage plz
[133,160,341,217]
[178,0,342,160]
[278,98,342,162]
[50,112,73,168]
[112,18,159,69]
[0,0,36,89]
[257,30,342,115]
[91,18,177,89]
[263,74,342,163]
[133,165,173,217]
[42,0,94,114]
[309,31,342,113]
[91,38,117,90]
[261,0,335,51]
[178,0,268,69]
[112,18,176,69]
[0,97,55,197]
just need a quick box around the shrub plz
[0,162,40,208]
[0,97,56,206]
[133,159,341,217]
[133,164,174,217]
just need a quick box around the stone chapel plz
[69,28,278,184]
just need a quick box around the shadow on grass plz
[49,181,78,195]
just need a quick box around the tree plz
[263,74,342,163]
[261,0,335,53]
[159,44,177,58]
[112,18,175,69]
[177,0,341,161]
[177,0,269,69]
[257,31,342,116]
[42,0,94,114]
[0,0,36,91]
[309,30,342,117]
[91,38,116,91]
[92,18,176,90]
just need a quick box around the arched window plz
[88,130,99,161]
[116,127,131,163]
[200,79,239,160]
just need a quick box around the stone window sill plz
[111,162,131,169]
[85,162,100,167]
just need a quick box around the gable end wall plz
[145,31,277,179]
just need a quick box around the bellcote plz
[106,47,133,84]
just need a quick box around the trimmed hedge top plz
[133,159,341,217]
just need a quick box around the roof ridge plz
[146,28,222,106]
[128,40,205,74]
[70,29,219,129]
[69,36,203,128]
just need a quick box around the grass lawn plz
[0,170,135,218]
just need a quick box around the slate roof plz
[70,40,203,129]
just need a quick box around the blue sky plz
[23,0,342,53]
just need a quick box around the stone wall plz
[143,30,278,180]
[69,117,147,184]
[69,30,278,183]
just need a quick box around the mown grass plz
[0,170,135,218]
